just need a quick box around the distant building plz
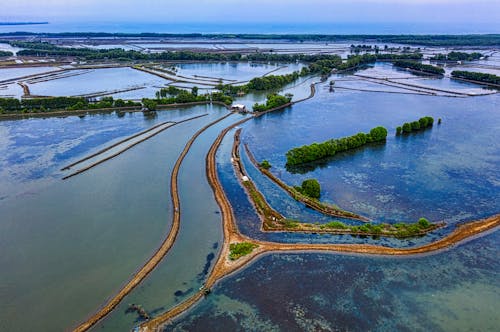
[231,104,247,112]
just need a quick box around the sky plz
[1,0,499,25]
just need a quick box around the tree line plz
[451,70,500,85]
[0,50,13,57]
[3,33,499,46]
[431,51,484,62]
[0,96,139,114]
[396,116,434,135]
[286,126,388,166]
[393,60,445,75]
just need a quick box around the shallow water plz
[0,105,229,331]
[241,74,500,226]
[164,229,500,332]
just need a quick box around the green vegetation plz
[149,86,233,107]
[253,93,293,112]
[451,70,500,86]
[294,179,321,199]
[398,116,434,135]
[229,242,258,260]
[0,50,13,57]
[286,126,388,166]
[393,60,445,75]
[4,33,499,46]
[141,98,157,111]
[318,218,439,238]
[247,72,300,90]
[0,96,140,114]
[260,160,272,169]
[431,51,484,62]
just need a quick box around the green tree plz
[411,121,421,131]
[369,126,388,141]
[300,179,321,199]
[260,160,271,169]
[402,122,412,133]
[191,86,199,97]
[396,126,402,135]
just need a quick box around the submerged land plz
[0,33,499,331]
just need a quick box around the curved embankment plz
[72,112,235,332]
[242,141,367,221]
[138,111,500,331]
[62,114,208,180]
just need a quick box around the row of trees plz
[252,93,293,112]
[396,116,434,135]
[4,33,499,46]
[431,51,484,62]
[451,70,500,85]
[0,96,139,113]
[145,86,233,111]
[0,50,13,57]
[393,60,445,75]
[286,126,388,166]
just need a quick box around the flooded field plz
[0,59,498,331]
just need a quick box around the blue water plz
[163,229,500,332]
[241,78,500,226]
[1,22,499,34]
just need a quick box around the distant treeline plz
[2,33,499,46]
[431,51,484,62]
[0,96,139,114]
[286,126,388,166]
[451,70,500,85]
[0,50,13,56]
[12,41,422,65]
[393,60,445,75]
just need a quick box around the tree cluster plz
[252,93,292,112]
[393,60,445,75]
[431,51,484,62]
[397,116,434,135]
[451,70,500,85]
[286,126,388,166]
[294,178,321,199]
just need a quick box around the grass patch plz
[229,242,258,260]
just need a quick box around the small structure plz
[231,104,247,113]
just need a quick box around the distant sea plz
[0,22,499,34]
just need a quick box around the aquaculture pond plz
[164,229,500,332]
[0,60,498,332]
[241,71,500,230]
[27,67,168,100]
[174,62,304,83]
[0,104,233,331]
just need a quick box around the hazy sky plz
[2,0,499,24]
